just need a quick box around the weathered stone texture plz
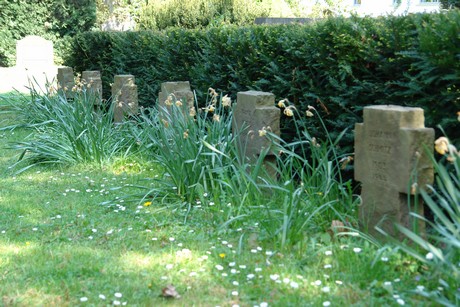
[158,81,194,112]
[112,75,138,123]
[355,105,434,236]
[82,71,103,103]
[57,66,75,97]
[233,91,280,161]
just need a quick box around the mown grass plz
[0,92,451,306]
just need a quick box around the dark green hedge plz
[65,11,460,156]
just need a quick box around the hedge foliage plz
[0,0,96,67]
[65,11,460,157]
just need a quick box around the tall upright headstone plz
[16,36,54,68]
[355,105,434,237]
[112,75,138,123]
[158,81,194,111]
[82,70,103,103]
[233,91,280,176]
[56,67,75,98]
[14,36,57,93]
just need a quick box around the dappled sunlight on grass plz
[121,251,156,270]
[120,248,205,271]
[119,246,217,279]
[2,287,69,307]
[0,241,36,265]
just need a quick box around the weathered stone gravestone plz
[232,91,280,176]
[16,36,54,68]
[158,81,194,113]
[56,66,75,97]
[111,75,138,123]
[12,36,57,93]
[355,105,434,237]
[82,70,103,103]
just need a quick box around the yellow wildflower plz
[209,87,218,97]
[312,137,320,147]
[284,106,294,117]
[213,114,220,122]
[278,99,287,108]
[164,95,173,106]
[48,85,56,94]
[306,110,314,117]
[435,136,459,162]
[183,130,189,139]
[284,109,292,116]
[339,156,353,169]
[259,128,267,137]
[144,201,152,207]
[189,107,196,117]
[175,100,183,107]
[258,126,271,137]
[434,137,449,155]
[207,105,215,113]
[219,253,226,259]
[222,95,231,107]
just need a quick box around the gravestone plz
[82,70,103,103]
[158,81,194,112]
[233,91,280,176]
[355,105,434,237]
[57,67,75,97]
[16,36,54,68]
[13,36,57,93]
[111,75,138,123]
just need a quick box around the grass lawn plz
[0,93,449,306]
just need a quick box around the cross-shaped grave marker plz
[355,105,434,237]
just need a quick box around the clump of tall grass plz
[251,102,357,246]
[0,81,136,172]
[128,89,235,204]
[127,94,357,248]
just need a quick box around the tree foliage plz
[440,0,460,9]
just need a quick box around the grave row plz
[56,67,434,238]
